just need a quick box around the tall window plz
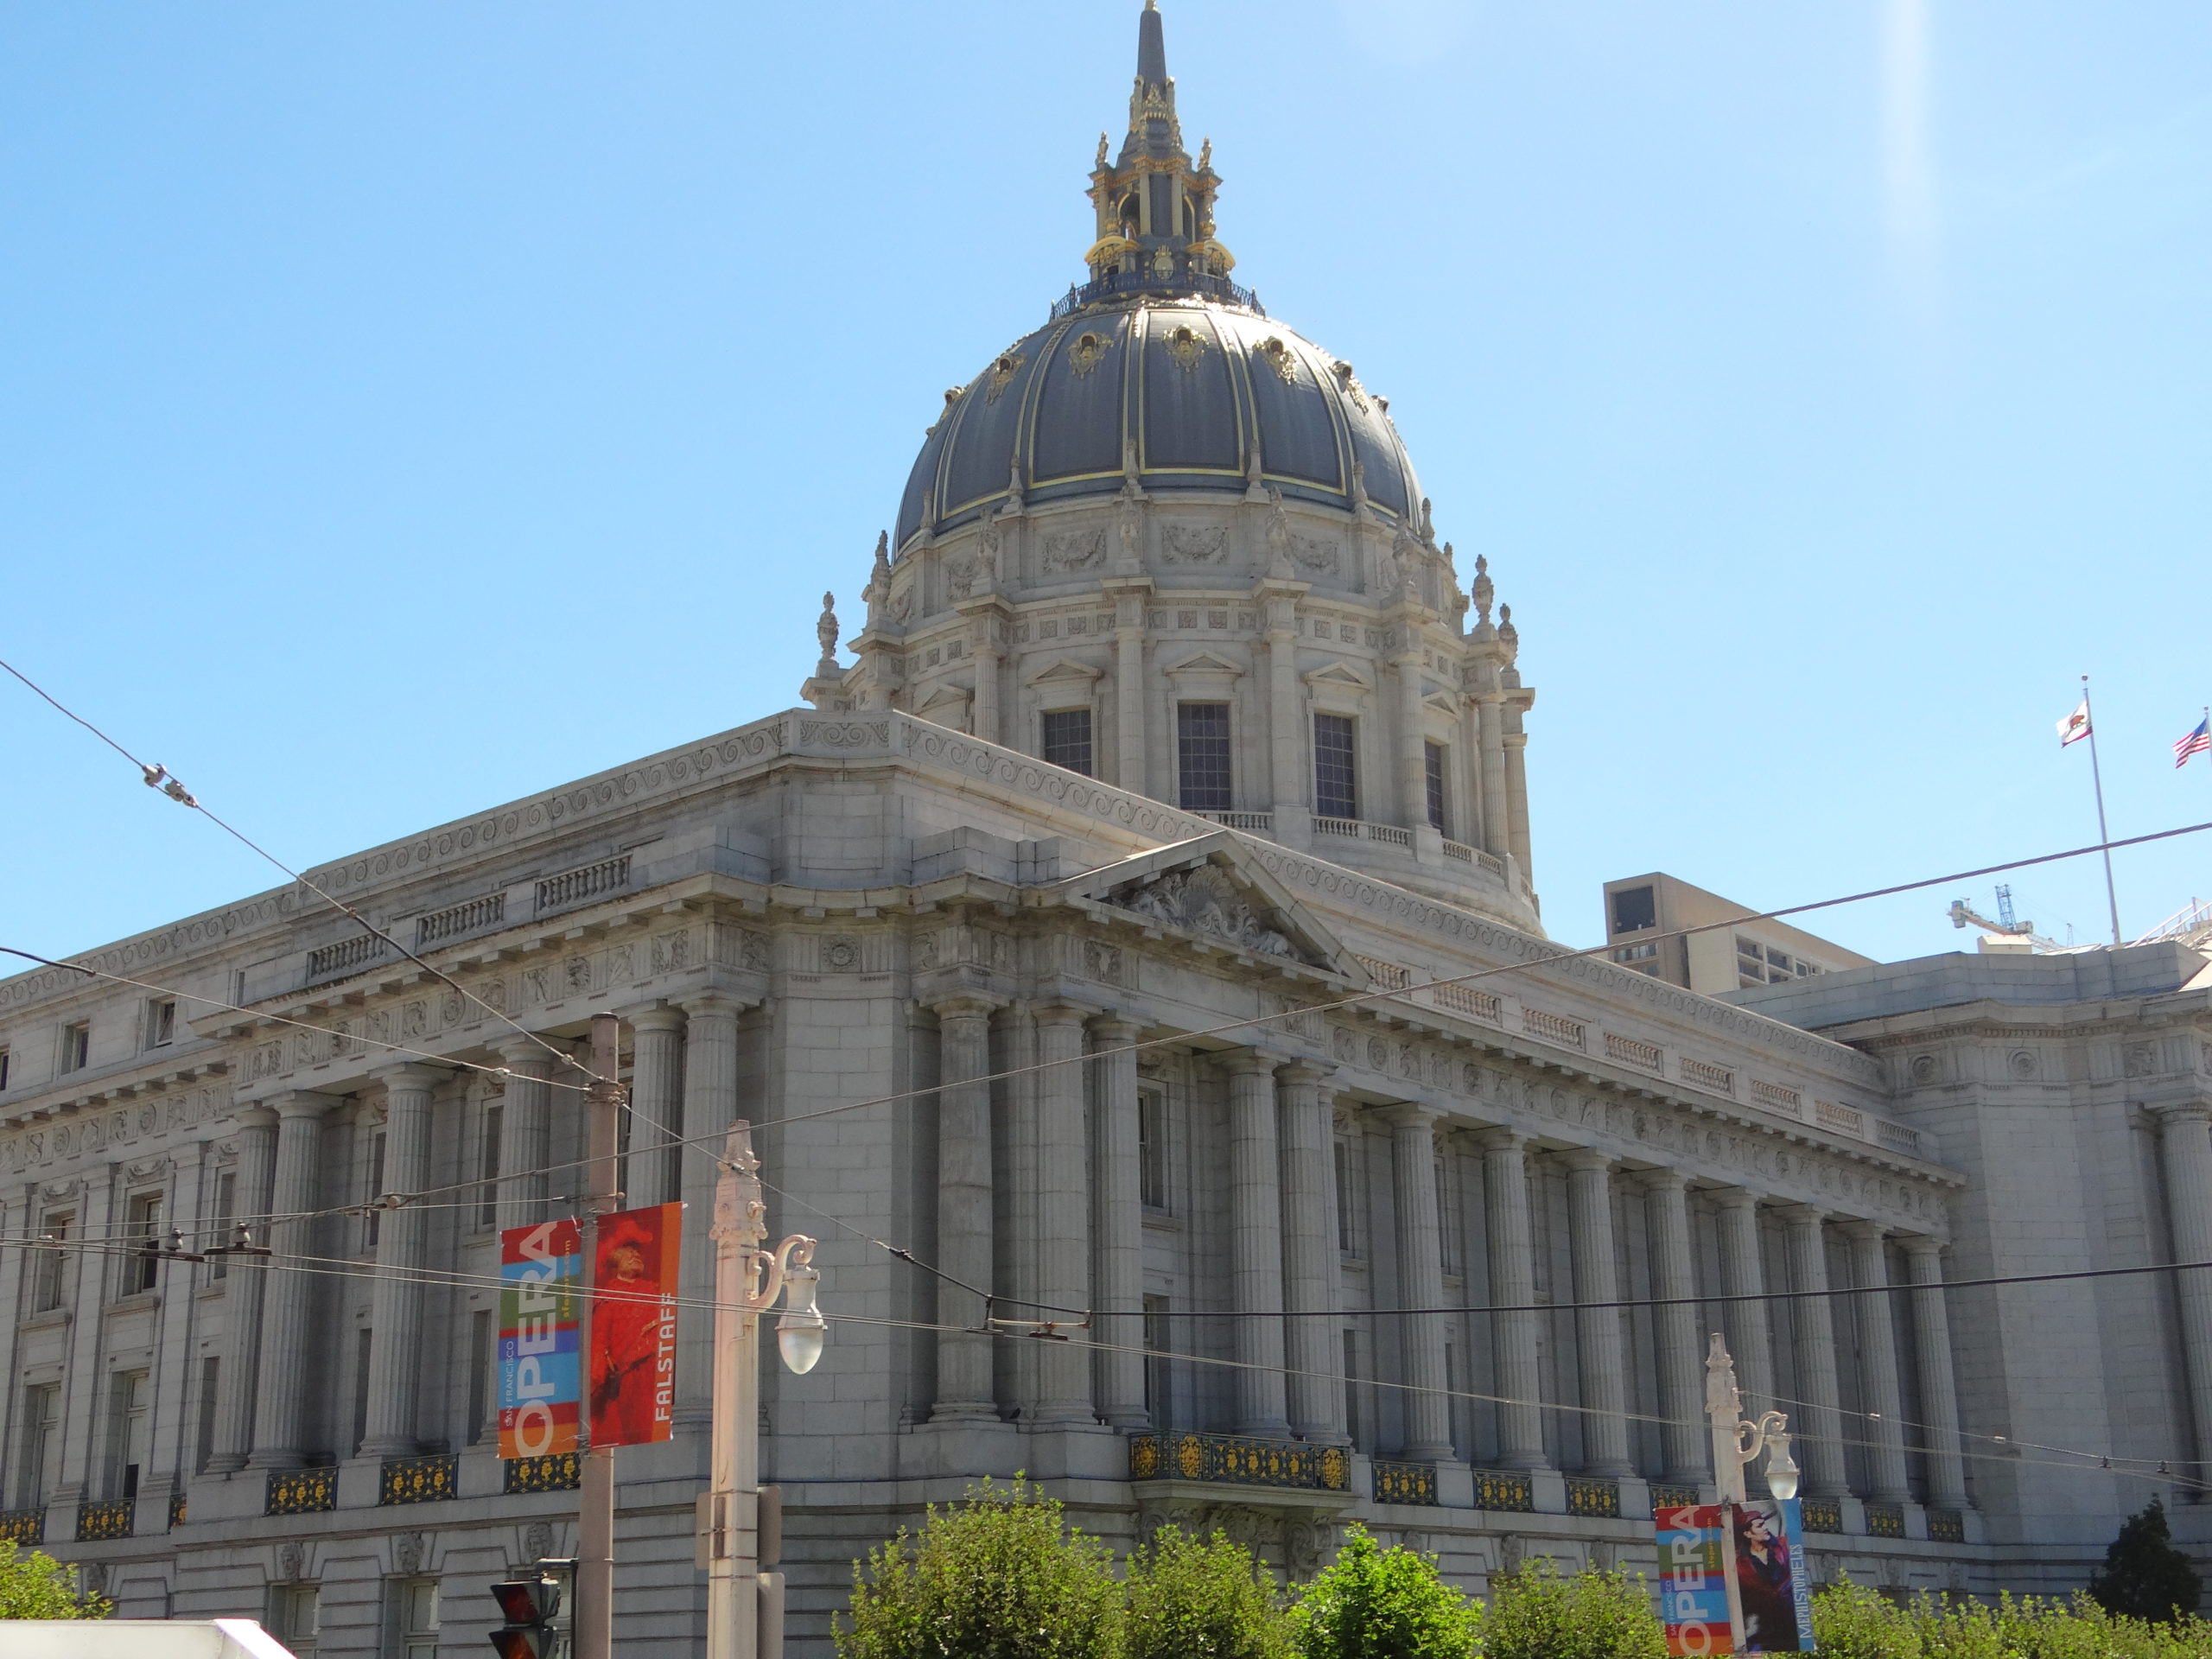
[124,1192,164,1294]
[1039,709,1094,776]
[209,1171,237,1281]
[1137,1089,1169,1211]
[1423,741,1448,834]
[352,1328,374,1455]
[1342,1330,1366,1451]
[363,1130,388,1251]
[387,1578,441,1659]
[1332,1139,1358,1255]
[1176,703,1232,811]
[1143,1294,1172,1425]
[106,1370,151,1499]
[1435,1157,1458,1278]
[0,1045,11,1090]
[467,1309,493,1445]
[269,1583,321,1657]
[33,1211,73,1312]
[476,1103,504,1230]
[59,1021,89,1073]
[195,1357,220,1472]
[146,998,178,1049]
[1313,715,1357,819]
[20,1382,62,1506]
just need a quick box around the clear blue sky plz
[4,1,2209,968]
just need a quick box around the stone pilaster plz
[1476,695,1509,858]
[1840,1221,1910,1502]
[627,1005,686,1209]
[1032,1006,1094,1425]
[1088,1016,1147,1428]
[360,1066,441,1458]
[1779,1205,1849,1498]
[1479,1127,1546,1469]
[1561,1149,1633,1477]
[1713,1189,1775,1413]
[246,1092,336,1470]
[207,1109,276,1474]
[929,996,1001,1421]
[1643,1168,1707,1484]
[676,995,742,1427]
[1386,1104,1452,1461]
[1900,1235,1970,1510]
[1103,578,1153,795]
[1226,1050,1290,1437]
[1278,1063,1345,1443]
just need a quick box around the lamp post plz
[702,1121,826,1659]
[1704,1332,1798,1650]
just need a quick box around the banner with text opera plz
[587,1201,682,1447]
[1656,1501,1811,1656]
[497,1219,582,1460]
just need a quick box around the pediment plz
[1052,832,1360,977]
[1302,658,1373,690]
[1423,690,1460,715]
[917,683,971,715]
[1162,648,1246,679]
[1023,655,1104,688]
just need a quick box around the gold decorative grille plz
[1866,1503,1905,1539]
[0,1507,47,1545]
[265,1466,337,1516]
[503,1452,582,1495]
[1372,1460,1438,1506]
[1473,1470,1535,1512]
[1928,1510,1965,1544]
[1801,1497,1844,1534]
[1566,1477,1621,1518]
[168,1491,188,1530]
[1127,1432,1350,1491]
[379,1453,459,1506]
[74,1498,133,1541]
[1650,1484,1701,1512]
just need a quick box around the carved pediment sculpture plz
[1108,865,1297,958]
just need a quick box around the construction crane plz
[1948,884,2069,953]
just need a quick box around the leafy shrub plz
[836,1476,1121,1659]
[1480,1558,1664,1659]
[1290,1527,1480,1659]
[1810,1579,2212,1659]
[1125,1525,1293,1659]
[0,1541,111,1620]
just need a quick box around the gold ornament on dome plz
[1161,323,1207,372]
[1258,336,1300,385]
[1067,330,1115,378]
[984,351,1025,404]
[1332,359,1370,414]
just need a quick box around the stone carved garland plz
[1107,866,1298,959]
[1162,526,1228,564]
[1043,530,1105,572]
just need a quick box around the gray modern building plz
[3,6,2207,1651]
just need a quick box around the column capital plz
[1557,1145,1616,1174]
[676,989,751,1020]
[624,1002,686,1034]
[925,992,1010,1020]
[1709,1185,1762,1215]
[1087,1013,1141,1043]
[1773,1202,1829,1229]
[1221,1045,1288,1077]
[1473,1122,1530,1154]
[1635,1164,1692,1195]
[1276,1058,1337,1087]
[1834,1217,1891,1244]
[495,1034,561,1072]
[1033,1001,1096,1032]
[1897,1233,1946,1262]
[1379,1100,1441,1132]
[370,1063,446,1094]
[2151,1099,2212,1128]
[265,1089,342,1120]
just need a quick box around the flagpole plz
[2081,675,2123,948]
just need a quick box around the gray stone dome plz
[895,302,1425,551]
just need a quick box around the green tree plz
[1125,1526,1291,1659]
[836,1476,1122,1659]
[1291,1527,1480,1659]
[1479,1560,1664,1659]
[2088,1497,2203,1624]
[0,1541,111,1620]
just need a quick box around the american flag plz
[2177,716,2211,769]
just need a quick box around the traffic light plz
[488,1571,563,1659]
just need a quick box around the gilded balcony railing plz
[1928,1510,1965,1544]
[379,1453,459,1506]
[1473,1470,1535,1513]
[0,1507,47,1545]
[74,1498,133,1541]
[1865,1503,1906,1540]
[1128,1432,1350,1492]
[265,1466,337,1516]
[1801,1497,1844,1535]
[168,1491,188,1530]
[1372,1461,1438,1506]
[503,1452,582,1495]
[1566,1477,1621,1519]
[1649,1483,1701,1513]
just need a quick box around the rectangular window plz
[1313,714,1357,819]
[196,1357,220,1473]
[1176,702,1232,812]
[269,1583,321,1657]
[1610,885,1657,935]
[1423,741,1447,834]
[476,1103,504,1231]
[1343,1330,1365,1451]
[1143,1294,1171,1424]
[389,1576,441,1659]
[364,1131,387,1251]
[0,1045,11,1090]
[1137,1089,1168,1211]
[467,1309,493,1445]
[146,998,178,1048]
[124,1192,164,1294]
[1333,1139,1358,1255]
[1435,1158,1457,1278]
[210,1171,237,1281]
[352,1327,374,1456]
[107,1369,151,1500]
[1039,709,1095,777]
[59,1020,89,1073]
[33,1211,73,1312]
[21,1382,62,1506]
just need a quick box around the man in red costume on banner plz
[588,1210,669,1446]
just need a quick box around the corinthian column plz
[1643,1169,1707,1483]
[1224,1052,1290,1437]
[1561,1149,1632,1477]
[1779,1205,1848,1497]
[1476,696,1509,858]
[1899,1236,1968,1510]
[1033,1007,1094,1426]
[1088,1016,1147,1427]
[1391,638,1429,834]
[1479,1127,1546,1469]
[2154,1103,2212,1471]
[1713,1190,1775,1414]
[627,1005,685,1208]
[930,997,1001,1421]
[494,1039,555,1228]
[207,1108,277,1473]
[247,1092,336,1469]
[1278,1063,1344,1442]
[360,1066,440,1458]
[1387,1105,1452,1460]
[1839,1222,1910,1501]
[676,995,742,1427]
[1105,582,1151,794]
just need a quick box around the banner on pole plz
[498,1219,583,1460]
[587,1201,682,1447]
[1730,1500,1811,1653]
[1656,1504,1735,1656]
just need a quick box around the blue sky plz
[3,1,2209,967]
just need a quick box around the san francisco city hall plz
[4,6,2209,1650]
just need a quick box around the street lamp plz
[1706,1332,1796,1503]
[704,1122,825,1659]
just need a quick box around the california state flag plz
[2056,702,2092,746]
